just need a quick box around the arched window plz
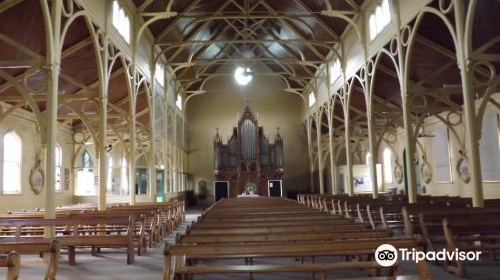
[309,92,316,107]
[375,6,384,33]
[3,132,22,193]
[155,63,165,87]
[369,0,391,41]
[121,157,129,195]
[329,60,340,85]
[366,151,372,165]
[383,148,393,183]
[369,14,377,40]
[176,94,183,110]
[55,144,62,191]
[112,0,131,43]
[107,157,113,192]
[82,150,93,169]
[381,0,391,26]
[76,150,95,195]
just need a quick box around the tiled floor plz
[6,207,500,280]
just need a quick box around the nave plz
[2,196,500,279]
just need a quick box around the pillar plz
[455,0,483,207]
[367,107,379,198]
[97,96,108,210]
[149,132,157,202]
[44,64,59,223]
[401,95,417,203]
[43,0,62,238]
[327,111,337,194]
[344,106,354,196]
[316,115,325,194]
[129,115,136,205]
[306,117,315,192]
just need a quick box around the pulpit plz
[214,105,284,197]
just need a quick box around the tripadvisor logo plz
[375,244,398,267]
[375,244,482,267]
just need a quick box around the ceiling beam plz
[0,0,26,14]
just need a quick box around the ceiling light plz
[234,67,252,86]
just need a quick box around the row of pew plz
[0,200,185,280]
[164,197,431,280]
[299,193,500,277]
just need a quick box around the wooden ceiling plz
[0,0,499,138]
[135,0,365,92]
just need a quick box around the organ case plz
[213,105,284,197]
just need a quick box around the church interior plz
[0,0,500,279]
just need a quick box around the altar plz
[213,105,284,197]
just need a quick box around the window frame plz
[75,149,95,196]
[111,0,131,44]
[479,113,500,182]
[383,147,393,184]
[308,92,316,107]
[176,94,183,110]
[329,60,341,86]
[2,131,22,195]
[55,144,62,192]
[368,0,392,41]
[121,156,129,195]
[433,127,454,183]
[155,63,165,87]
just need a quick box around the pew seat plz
[0,217,135,265]
[164,237,431,280]
[0,252,20,280]
[0,239,59,280]
[443,219,500,277]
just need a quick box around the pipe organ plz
[214,105,284,197]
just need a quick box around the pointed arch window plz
[2,131,22,194]
[76,150,95,195]
[366,152,372,165]
[155,63,165,87]
[309,92,316,107]
[176,94,183,110]
[329,59,341,86]
[55,144,62,192]
[112,0,131,43]
[107,156,113,192]
[121,157,129,195]
[383,148,393,183]
[369,0,392,41]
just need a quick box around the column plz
[316,115,325,194]
[97,96,108,210]
[344,105,354,196]
[455,0,483,207]
[149,132,157,202]
[328,111,337,194]
[367,107,379,198]
[401,96,417,203]
[306,117,315,192]
[129,114,136,205]
[44,64,59,223]
[43,0,62,238]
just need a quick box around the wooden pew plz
[0,252,19,280]
[0,212,148,256]
[417,208,500,253]
[163,237,430,280]
[172,197,431,280]
[0,216,135,265]
[443,219,500,277]
[0,239,59,280]
[177,229,392,244]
